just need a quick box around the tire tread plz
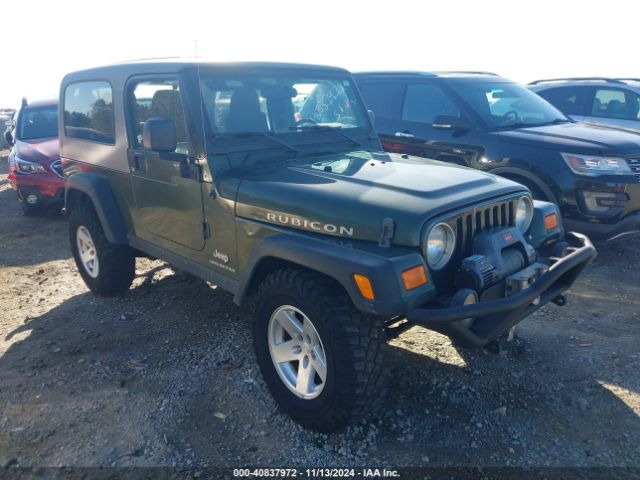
[253,267,389,431]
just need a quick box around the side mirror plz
[367,109,376,127]
[432,115,470,131]
[143,117,177,152]
[4,129,14,147]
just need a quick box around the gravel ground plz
[0,150,639,471]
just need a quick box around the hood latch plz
[378,218,395,248]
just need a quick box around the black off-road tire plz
[69,201,135,297]
[253,268,389,432]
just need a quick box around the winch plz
[455,227,537,292]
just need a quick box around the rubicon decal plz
[266,212,354,237]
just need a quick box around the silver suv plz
[529,78,640,133]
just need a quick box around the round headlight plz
[425,222,456,270]
[515,196,534,232]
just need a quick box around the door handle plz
[133,152,146,172]
[394,131,415,138]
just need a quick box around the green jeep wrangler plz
[59,61,596,431]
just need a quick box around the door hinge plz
[185,157,202,181]
[191,163,202,182]
[203,222,211,239]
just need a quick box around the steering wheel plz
[498,110,520,126]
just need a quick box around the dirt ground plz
[0,149,639,471]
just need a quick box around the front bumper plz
[563,214,640,242]
[403,232,596,347]
[18,186,65,208]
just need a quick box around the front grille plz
[453,198,517,257]
[426,196,519,295]
[626,156,640,181]
[51,160,63,178]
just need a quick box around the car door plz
[357,81,404,139]
[585,87,640,131]
[384,82,483,164]
[126,76,206,252]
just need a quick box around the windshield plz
[449,82,569,130]
[17,105,58,140]
[199,72,369,135]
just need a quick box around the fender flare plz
[234,234,409,316]
[488,166,558,204]
[65,173,128,244]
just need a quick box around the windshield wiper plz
[493,122,531,131]
[209,131,299,156]
[495,118,572,131]
[290,125,362,148]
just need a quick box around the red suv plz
[5,99,63,215]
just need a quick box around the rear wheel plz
[253,268,388,432]
[69,201,135,296]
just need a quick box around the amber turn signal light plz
[401,265,428,291]
[544,213,559,231]
[353,274,375,301]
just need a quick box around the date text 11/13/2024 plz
[232,468,400,477]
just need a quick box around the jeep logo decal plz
[266,212,354,237]
[211,249,229,264]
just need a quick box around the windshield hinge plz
[203,222,211,239]
[378,217,395,248]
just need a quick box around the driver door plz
[126,76,206,252]
[387,83,479,164]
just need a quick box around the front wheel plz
[253,268,388,432]
[69,201,135,296]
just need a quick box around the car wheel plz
[69,201,135,296]
[253,268,388,432]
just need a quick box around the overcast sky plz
[1,0,637,107]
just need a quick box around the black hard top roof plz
[63,59,350,84]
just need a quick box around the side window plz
[64,81,115,144]
[402,84,460,124]
[129,78,188,154]
[537,87,587,115]
[358,83,403,119]
[591,89,639,120]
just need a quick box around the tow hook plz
[551,294,567,307]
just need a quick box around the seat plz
[150,89,186,142]
[226,88,268,132]
[606,99,627,119]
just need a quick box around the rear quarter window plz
[64,81,115,144]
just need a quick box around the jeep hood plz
[494,122,640,155]
[15,137,60,165]
[235,151,526,246]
